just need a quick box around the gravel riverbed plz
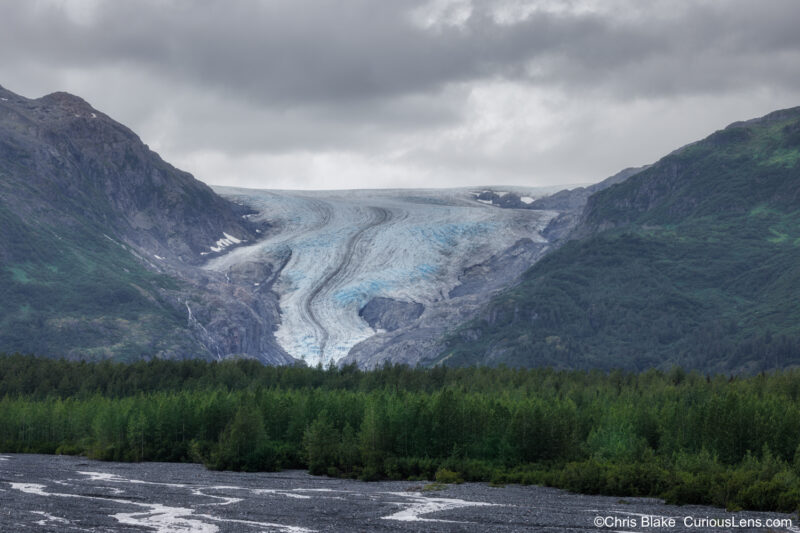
[1,454,797,532]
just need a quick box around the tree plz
[127,410,148,461]
[212,402,271,471]
[303,411,339,475]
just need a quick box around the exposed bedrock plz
[343,237,550,368]
[448,238,545,298]
[359,297,425,332]
[174,253,297,365]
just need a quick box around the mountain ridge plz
[6,84,797,373]
[0,84,264,264]
[437,105,800,373]
[0,85,292,363]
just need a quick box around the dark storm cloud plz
[1,0,800,189]
[3,0,800,106]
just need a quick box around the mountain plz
[0,85,261,263]
[0,83,650,367]
[526,166,648,242]
[0,85,292,362]
[18,82,785,372]
[437,106,800,373]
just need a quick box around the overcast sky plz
[2,0,800,190]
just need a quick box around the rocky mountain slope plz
[438,106,800,373]
[0,86,262,263]
[0,85,291,362]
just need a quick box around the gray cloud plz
[1,0,800,189]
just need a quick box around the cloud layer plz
[2,0,800,189]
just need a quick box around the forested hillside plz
[439,107,800,373]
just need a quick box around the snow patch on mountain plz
[209,232,242,253]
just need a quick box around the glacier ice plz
[207,188,556,366]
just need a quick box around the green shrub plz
[435,468,464,484]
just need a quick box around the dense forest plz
[1,354,799,513]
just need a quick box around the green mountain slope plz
[0,85,268,361]
[437,107,800,373]
[0,199,196,360]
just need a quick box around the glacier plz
[206,187,556,366]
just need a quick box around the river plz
[1,454,797,532]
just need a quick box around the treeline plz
[0,352,574,398]
[1,354,799,512]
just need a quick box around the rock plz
[359,297,424,332]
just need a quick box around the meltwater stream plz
[3,454,798,532]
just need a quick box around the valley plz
[3,3,800,529]
[2,83,799,374]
